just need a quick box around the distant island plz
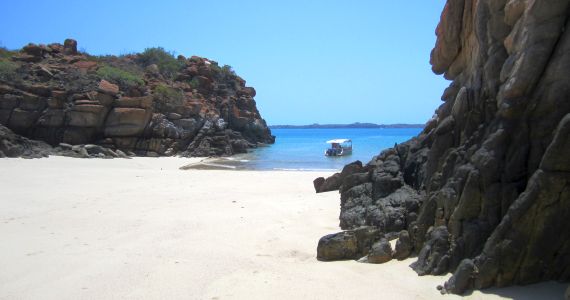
[269,122,424,129]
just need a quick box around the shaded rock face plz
[0,123,132,159]
[317,0,570,294]
[0,39,274,157]
[0,123,52,158]
[393,230,413,260]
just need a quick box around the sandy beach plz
[0,157,566,300]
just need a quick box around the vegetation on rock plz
[136,47,184,78]
[96,65,144,89]
[0,39,274,157]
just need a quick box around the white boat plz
[324,139,352,156]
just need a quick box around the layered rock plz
[0,123,129,159]
[317,0,570,294]
[0,40,274,157]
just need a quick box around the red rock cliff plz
[0,40,274,157]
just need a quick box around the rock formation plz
[317,0,570,295]
[0,40,274,157]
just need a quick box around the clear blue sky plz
[0,0,449,125]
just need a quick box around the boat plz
[324,139,352,156]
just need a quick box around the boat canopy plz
[326,139,352,144]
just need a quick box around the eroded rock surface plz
[0,40,274,157]
[317,0,570,294]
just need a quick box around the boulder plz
[67,105,107,127]
[63,39,78,55]
[104,108,152,137]
[411,226,450,276]
[317,226,382,261]
[367,238,393,264]
[317,231,359,261]
[393,230,413,260]
[316,160,365,193]
[98,80,119,96]
[441,259,476,295]
[313,177,325,192]
[317,173,342,193]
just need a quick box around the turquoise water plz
[235,128,422,171]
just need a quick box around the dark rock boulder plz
[314,160,365,193]
[411,226,450,276]
[441,259,476,295]
[393,230,413,260]
[367,238,393,264]
[313,177,325,192]
[317,231,358,261]
[316,173,342,193]
[317,226,382,261]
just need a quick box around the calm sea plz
[231,128,422,171]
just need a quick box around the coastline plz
[179,156,340,172]
[0,157,565,299]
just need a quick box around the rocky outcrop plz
[0,40,274,157]
[0,123,129,158]
[313,160,366,193]
[317,0,570,294]
[0,123,52,158]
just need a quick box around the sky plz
[0,0,449,125]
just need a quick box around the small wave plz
[224,156,251,162]
[272,168,338,172]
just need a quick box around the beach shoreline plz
[0,157,565,299]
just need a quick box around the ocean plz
[230,128,423,171]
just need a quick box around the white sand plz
[0,157,566,300]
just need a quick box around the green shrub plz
[137,47,184,78]
[96,65,144,88]
[0,59,18,81]
[153,84,184,107]
[221,65,235,76]
[0,47,17,59]
[189,77,201,89]
[210,63,221,73]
